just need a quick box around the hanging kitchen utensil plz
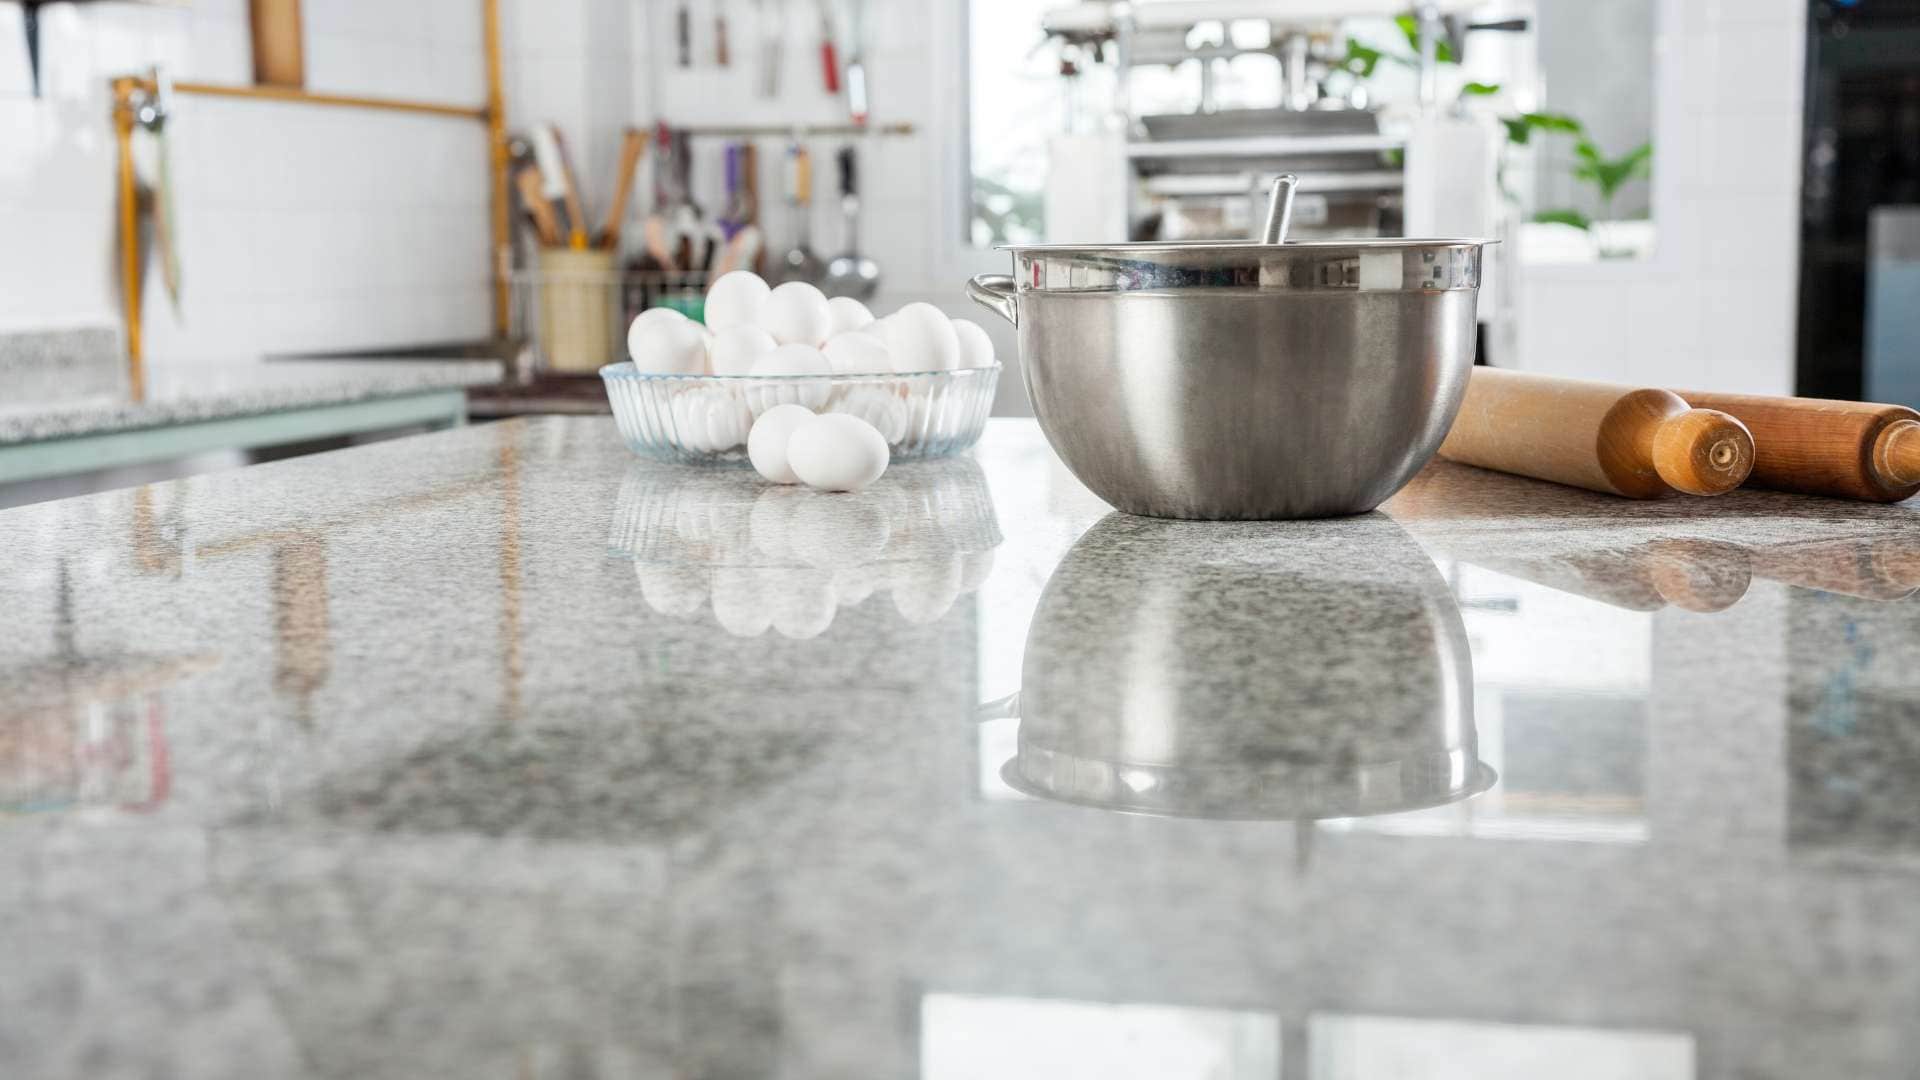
[753,0,783,98]
[128,68,180,314]
[814,0,840,93]
[667,129,713,270]
[719,142,748,238]
[843,0,870,125]
[715,0,731,65]
[741,141,766,275]
[640,122,677,272]
[676,1,692,67]
[823,144,879,299]
[777,140,826,284]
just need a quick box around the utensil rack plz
[667,121,915,139]
[109,0,510,398]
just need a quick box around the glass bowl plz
[600,362,1001,464]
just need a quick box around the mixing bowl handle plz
[966,274,1018,327]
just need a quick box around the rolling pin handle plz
[1874,420,1920,487]
[1650,408,1755,496]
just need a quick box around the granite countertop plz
[3,417,1919,1078]
[0,358,502,445]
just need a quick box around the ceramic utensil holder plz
[535,247,617,374]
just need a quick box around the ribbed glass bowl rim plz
[600,361,1004,381]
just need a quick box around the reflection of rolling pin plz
[1440,369,1755,498]
[1747,536,1920,601]
[1674,393,1920,503]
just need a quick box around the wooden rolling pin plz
[1674,392,1920,503]
[1439,369,1755,498]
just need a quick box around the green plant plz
[1341,10,1655,248]
[1571,139,1653,225]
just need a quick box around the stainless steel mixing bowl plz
[967,236,1490,519]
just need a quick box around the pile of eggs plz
[624,271,999,480]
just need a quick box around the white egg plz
[951,317,996,369]
[710,566,772,637]
[670,385,753,452]
[789,495,891,568]
[824,296,876,338]
[746,344,834,413]
[787,413,890,492]
[709,324,777,376]
[905,387,942,442]
[669,392,713,451]
[768,568,838,640]
[827,385,909,444]
[822,330,894,376]
[704,270,772,333]
[891,554,962,624]
[879,302,961,373]
[758,281,833,345]
[627,308,709,374]
[634,560,708,617]
[747,403,818,485]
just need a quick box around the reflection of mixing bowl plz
[1008,513,1491,819]
[610,459,1002,638]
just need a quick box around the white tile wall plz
[0,0,643,363]
[1513,0,1807,394]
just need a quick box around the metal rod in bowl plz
[1260,173,1299,245]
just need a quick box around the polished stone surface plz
[3,417,1920,1078]
[0,358,502,444]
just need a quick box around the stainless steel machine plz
[1038,1,1514,243]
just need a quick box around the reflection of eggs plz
[635,560,707,617]
[709,324,777,376]
[880,303,961,372]
[769,567,837,640]
[748,485,807,559]
[832,564,880,606]
[960,546,996,590]
[711,566,772,637]
[788,414,890,492]
[892,555,963,624]
[628,308,709,374]
[789,495,891,568]
[759,281,833,345]
[704,270,772,333]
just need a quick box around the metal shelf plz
[1126,134,1403,159]
[1143,169,1403,196]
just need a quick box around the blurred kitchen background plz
[0,0,1913,464]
